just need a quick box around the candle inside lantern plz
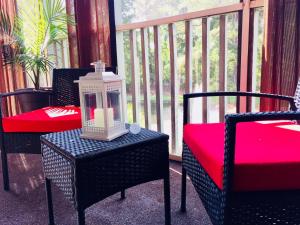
[94,108,114,128]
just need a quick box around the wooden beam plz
[168,23,178,153]
[169,154,182,162]
[140,28,151,128]
[116,1,264,32]
[129,30,140,123]
[250,0,264,8]
[154,26,164,132]
[117,3,244,31]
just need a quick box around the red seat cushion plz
[2,106,81,133]
[183,121,300,191]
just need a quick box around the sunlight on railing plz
[115,0,264,156]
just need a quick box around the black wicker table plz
[41,127,170,225]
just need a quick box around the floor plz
[0,154,212,225]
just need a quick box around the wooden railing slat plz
[129,30,140,123]
[185,20,192,123]
[168,23,178,153]
[141,28,151,128]
[219,15,226,122]
[251,9,260,111]
[202,18,208,123]
[154,26,164,132]
[239,0,251,112]
[116,31,128,122]
[114,2,128,122]
[185,20,192,94]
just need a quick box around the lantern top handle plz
[91,60,106,73]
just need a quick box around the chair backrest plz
[294,79,300,111]
[52,68,94,106]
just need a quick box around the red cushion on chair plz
[183,121,300,191]
[2,106,81,132]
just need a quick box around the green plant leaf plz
[0,0,74,89]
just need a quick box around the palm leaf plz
[0,0,74,89]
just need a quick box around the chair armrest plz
[222,111,300,197]
[183,91,294,101]
[0,89,53,119]
[183,91,295,124]
[0,89,53,98]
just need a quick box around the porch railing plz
[115,0,264,157]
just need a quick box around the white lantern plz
[76,61,128,141]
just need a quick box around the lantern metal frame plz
[77,71,128,141]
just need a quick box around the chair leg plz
[164,169,171,225]
[121,189,125,199]
[181,166,187,212]
[45,178,55,225]
[1,150,9,191]
[77,209,85,225]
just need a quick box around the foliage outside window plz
[120,0,239,24]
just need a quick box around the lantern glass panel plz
[107,89,122,125]
[83,92,103,128]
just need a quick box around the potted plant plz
[0,0,74,112]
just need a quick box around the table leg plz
[121,189,126,199]
[77,209,85,225]
[181,167,187,212]
[45,178,55,225]
[1,150,9,191]
[164,171,171,225]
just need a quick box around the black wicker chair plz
[181,82,300,225]
[0,68,95,191]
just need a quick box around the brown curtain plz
[66,0,112,68]
[260,0,300,111]
[0,0,27,116]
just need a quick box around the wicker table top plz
[41,126,168,160]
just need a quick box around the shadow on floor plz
[0,154,212,225]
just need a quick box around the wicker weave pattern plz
[78,140,168,209]
[42,126,165,158]
[230,192,300,225]
[183,111,300,225]
[294,79,300,110]
[41,128,169,210]
[184,141,300,225]
[183,143,224,225]
[42,144,75,206]
[51,68,93,106]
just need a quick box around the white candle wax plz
[94,108,114,128]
